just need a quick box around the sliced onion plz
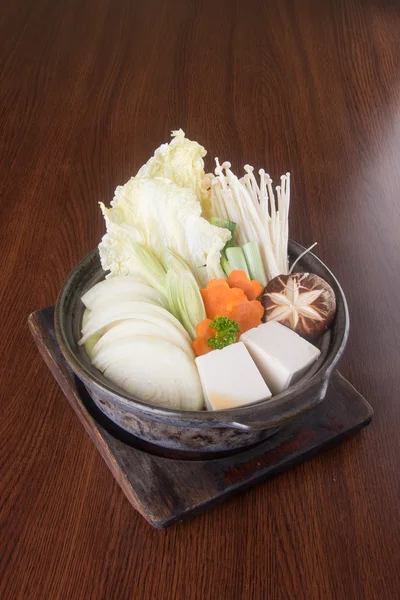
[91,319,194,361]
[81,276,168,310]
[79,300,190,345]
[81,308,101,358]
[98,337,204,410]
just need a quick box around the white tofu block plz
[240,321,321,394]
[195,342,272,411]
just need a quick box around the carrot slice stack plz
[193,275,264,356]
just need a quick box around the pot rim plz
[55,241,349,424]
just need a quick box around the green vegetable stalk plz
[207,316,240,350]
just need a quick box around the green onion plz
[161,249,194,275]
[166,270,182,320]
[176,272,206,340]
[221,255,234,277]
[131,242,167,296]
[166,269,206,339]
[242,241,267,286]
[225,247,250,277]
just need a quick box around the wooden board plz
[29,307,373,529]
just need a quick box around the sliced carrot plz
[206,279,229,289]
[201,281,234,319]
[229,299,264,333]
[227,270,263,301]
[193,279,265,355]
[195,318,214,339]
[230,287,248,301]
[192,336,214,357]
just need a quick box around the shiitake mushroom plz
[262,273,336,339]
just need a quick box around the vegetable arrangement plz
[193,272,264,357]
[80,130,337,411]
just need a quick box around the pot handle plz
[213,380,329,431]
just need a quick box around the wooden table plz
[1,1,399,598]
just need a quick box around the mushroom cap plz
[262,273,337,339]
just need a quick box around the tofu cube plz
[195,342,272,411]
[240,321,321,394]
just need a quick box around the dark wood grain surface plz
[1,0,399,598]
